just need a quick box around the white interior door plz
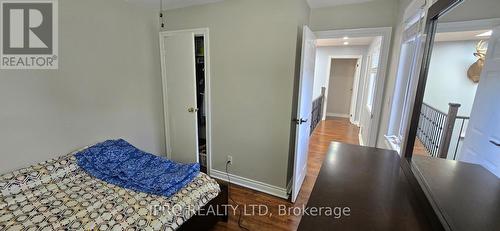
[349,59,361,124]
[359,55,372,146]
[292,26,316,202]
[459,26,500,178]
[160,31,199,163]
[359,38,381,146]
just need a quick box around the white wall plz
[326,59,357,117]
[425,0,500,115]
[313,46,368,98]
[423,40,480,160]
[0,0,163,173]
[424,40,480,115]
[313,45,368,122]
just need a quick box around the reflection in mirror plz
[406,0,500,230]
[412,0,500,177]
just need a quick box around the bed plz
[0,142,227,230]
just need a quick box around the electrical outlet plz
[227,155,233,165]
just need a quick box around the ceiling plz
[435,30,491,42]
[306,0,375,8]
[126,0,224,10]
[128,0,377,10]
[316,36,375,47]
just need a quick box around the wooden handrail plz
[422,102,447,115]
[417,102,468,159]
[437,103,460,159]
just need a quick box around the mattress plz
[0,151,220,230]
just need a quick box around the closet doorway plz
[159,28,211,174]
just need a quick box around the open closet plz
[159,29,210,174]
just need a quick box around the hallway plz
[212,117,359,230]
[293,117,360,222]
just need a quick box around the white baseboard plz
[286,179,292,195]
[210,169,289,199]
[326,113,350,118]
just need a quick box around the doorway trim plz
[315,27,392,147]
[159,28,212,175]
[323,55,363,126]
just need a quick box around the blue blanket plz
[75,139,200,197]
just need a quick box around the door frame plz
[323,55,363,125]
[159,28,212,175]
[315,27,392,147]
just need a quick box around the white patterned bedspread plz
[0,152,220,230]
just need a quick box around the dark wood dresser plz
[298,142,437,230]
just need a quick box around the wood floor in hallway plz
[413,138,431,156]
[211,117,359,231]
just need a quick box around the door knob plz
[188,107,198,113]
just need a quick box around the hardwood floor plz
[413,138,431,157]
[211,117,359,231]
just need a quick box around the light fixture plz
[343,36,349,40]
[343,41,349,45]
[476,30,492,37]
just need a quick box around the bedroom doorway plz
[324,57,362,125]
[159,28,212,174]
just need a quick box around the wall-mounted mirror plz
[402,0,500,230]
